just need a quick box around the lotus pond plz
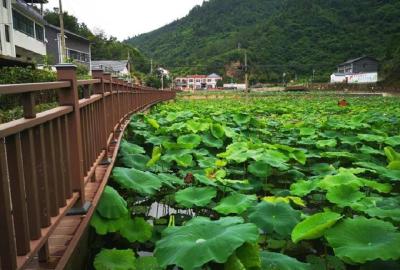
[89,95,400,270]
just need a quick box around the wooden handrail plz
[0,64,177,269]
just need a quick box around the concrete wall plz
[14,30,46,56]
[0,0,16,57]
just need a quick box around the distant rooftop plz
[92,60,128,73]
[338,56,378,66]
[207,73,221,78]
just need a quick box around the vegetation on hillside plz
[126,0,400,84]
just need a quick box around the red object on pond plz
[185,173,194,184]
[338,99,349,107]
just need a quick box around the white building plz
[91,60,130,77]
[0,0,47,65]
[175,73,222,91]
[330,56,379,84]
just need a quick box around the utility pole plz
[150,59,153,74]
[58,0,67,63]
[244,50,249,92]
[312,69,315,84]
[161,72,164,90]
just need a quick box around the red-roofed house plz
[175,73,222,91]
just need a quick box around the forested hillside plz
[126,0,400,83]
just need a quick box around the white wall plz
[13,30,46,56]
[331,72,378,84]
[0,0,15,57]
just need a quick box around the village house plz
[91,60,130,77]
[175,73,222,90]
[331,56,379,84]
[45,23,91,68]
[0,0,47,66]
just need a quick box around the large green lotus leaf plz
[354,161,400,181]
[186,120,209,133]
[311,163,336,176]
[291,212,342,243]
[321,151,356,160]
[357,134,386,143]
[197,156,218,168]
[306,255,345,270]
[261,251,310,270]
[177,134,202,149]
[224,255,247,270]
[93,248,136,270]
[223,126,238,138]
[97,186,128,219]
[154,218,259,270]
[218,142,249,162]
[359,145,384,156]
[146,117,160,129]
[385,136,400,147]
[340,136,361,146]
[326,185,365,207]
[162,149,194,167]
[233,113,251,125]
[235,242,262,269]
[325,217,400,264]
[175,187,217,208]
[120,154,150,170]
[202,133,224,148]
[289,150,307,165]
[318,172,362,190]
[248,160,273,178]
[384,146,400,163]
[254,150,289,170]
[388,161,400,170]
[120,140,145,155]
[248,202,301,237]
[90,212,127,235]
[213,193,257,215]
[211,123,225,138]
[120,217,153,243]
[316,139,337,149]
[185,216,245,227]
[135,256,162,270]
[290,180,320,197]
[351,197,400,222]
[299,127,316,136]
[158,173,184,187]
[112,167,162,195]
[194,173,218,187]
[147,146,162,167]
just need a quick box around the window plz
[189,79,193,82]
[5,25,10,42]
[3,0,7,8]
[35,23,44,41]
[67,49,90,63]
[13,11,34,37]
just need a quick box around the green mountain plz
[126,0,400,83]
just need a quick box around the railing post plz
[56,64,90,213]
[0,138,18,270]
[92,68,111,165]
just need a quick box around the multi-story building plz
[331,56,379,84]
[175,73,222,91]
[0,0,47,66]
[46,23,91,68]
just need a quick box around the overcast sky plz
[46,0,204,40]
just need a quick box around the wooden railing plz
[0,64,176,270]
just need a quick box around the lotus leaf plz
[158,173,184,187]
[93,248,136,270]
[112,167,162,195]
[213,193,257,215]
[97,186,128,219]
[194,173,218,186]
[262,196,306,207]
[120,154,150,170]
[233,113,251,125]
[120,140,145,155]
[135,256,162,270]
[357,134,386,143]
[291,212,342,243]
[202,133,224,148]
[325,217,400,263]
[147,117,160,129]
[248,160,273,178]
[90,211,127,235]
[147,146,162,167]
[326,185,365,207]
[289,150,307,165]
[248,202,301,237]
[175,187,217,208]
[385,136,400,146]
[177,134,202,149]
[211,123,225,138]
[186,120,209,133]
[261,251,310,270]
[316,139,337,149]
[120,217,153,243]
[154,218,259,270]
[290,180,320,197]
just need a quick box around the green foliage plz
[93,248,136,270]
[126,0,400,83]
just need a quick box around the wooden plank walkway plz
[23,121,127,269]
